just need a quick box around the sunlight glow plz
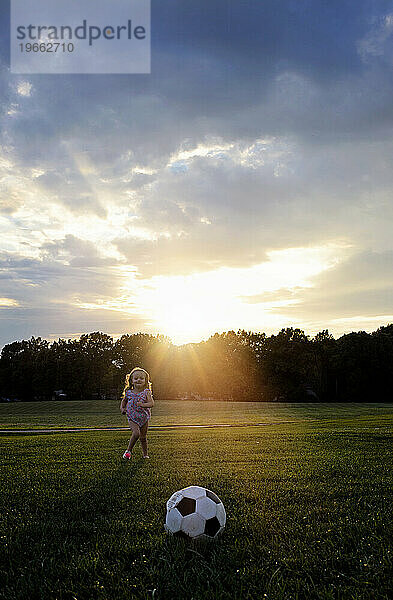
[329,315,393,329]
[0,298,19,307]
[131,245,346,343]
[73,243,350,345]
[168,141,234,165]
[17,81,33,97]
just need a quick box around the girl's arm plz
[120,388,131,412]
[138,389,154,408]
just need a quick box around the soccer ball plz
[164,486,226,540]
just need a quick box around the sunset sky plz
[0,0,392,347]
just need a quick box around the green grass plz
[0,405,392,599]
[1,400,393,429]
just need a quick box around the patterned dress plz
[125,388,152,427]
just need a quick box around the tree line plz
[0,325,392,402]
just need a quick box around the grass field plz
[0,403,392,599]
[1,400,392,429]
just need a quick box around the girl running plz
[120,367,154,459]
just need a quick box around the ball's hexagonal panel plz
[216,503,226,527]
[166,490,185,511]
[206,489,221,504]
[176,496,196,516]
[165,508,182,533]
[182,486,207,500]
[204,516,221,537]
[196,496,217,520]
[181,513,206,538]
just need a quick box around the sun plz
[135,273,231,344]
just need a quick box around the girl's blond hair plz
[121,367,152,400]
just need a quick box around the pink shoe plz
[122,450,131,459]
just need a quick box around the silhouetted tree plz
[1,324,393,402]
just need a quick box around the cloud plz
[243,250,393,323]
[16,81,33,97]
[0,249,121,305]
[40,234,118,267]
[0,297,19,307]
[0,248,139,347]
[111,131,393,277]
[114,226,269,278]
[0,1,391,174]
[0,304,148,347]
[1,1,393,346]
[357,12,393,64]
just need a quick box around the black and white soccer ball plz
[165,486,226,540]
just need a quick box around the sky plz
[0,0,393,347]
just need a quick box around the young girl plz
[120,367,154,459]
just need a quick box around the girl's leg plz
[139,421,149,457]
[127,420,141,452]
